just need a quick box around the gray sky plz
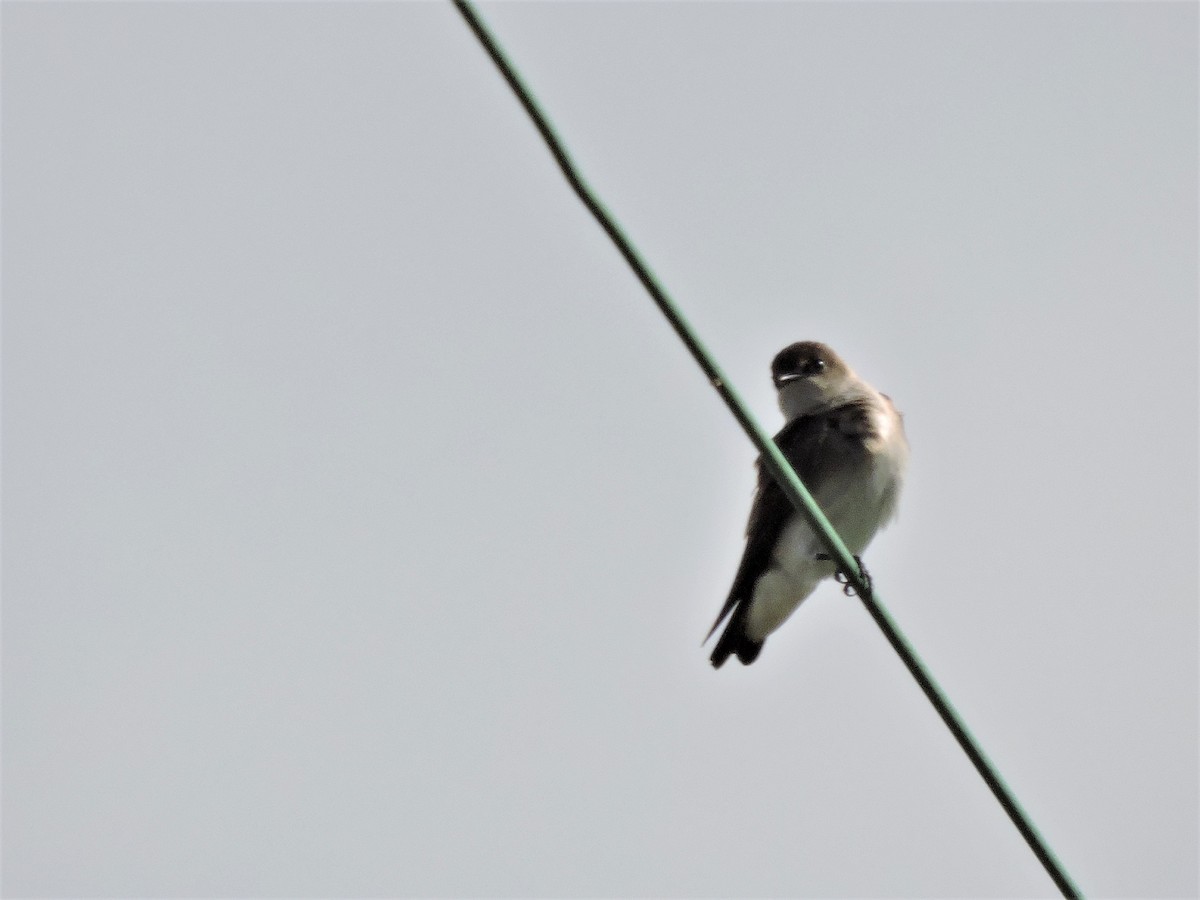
[3,2,1196,897]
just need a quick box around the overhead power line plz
[449,2,1083,896]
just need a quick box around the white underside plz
[744,426,906,642]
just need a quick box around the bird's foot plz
[818,554,872,597]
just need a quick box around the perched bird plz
[706,341,909,668]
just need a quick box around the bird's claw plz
[818,554,872,597]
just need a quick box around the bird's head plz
[771,341,856,420]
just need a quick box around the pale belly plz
[746,452,903,641]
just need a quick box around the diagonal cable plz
[449,2,1083,896]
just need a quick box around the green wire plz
[450,2,1083,896]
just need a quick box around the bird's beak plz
[773,373,803,387]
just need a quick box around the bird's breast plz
[774,411,907,573]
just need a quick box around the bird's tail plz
[707,608,763,668]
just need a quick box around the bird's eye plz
[799,357,826,376]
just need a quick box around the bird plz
[706,341,909,668]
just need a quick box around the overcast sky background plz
[3,2,1197,897]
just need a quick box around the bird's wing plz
[704,412,838,642]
